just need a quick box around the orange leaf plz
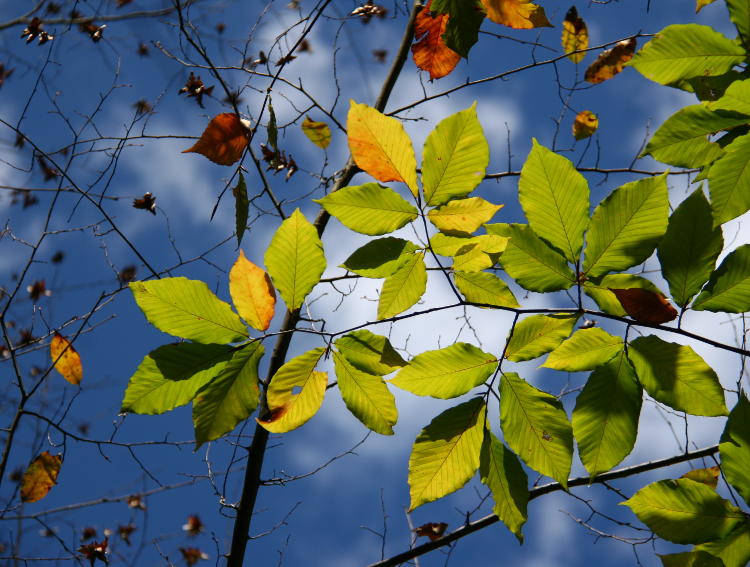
[414,522,448,541]
[229,250,276,331]
[609,288,678,324]
[480,0,552,29]
[584,38,636,84]
[50,332,83,385]
[411,1,460,80]
[573,110,598,140]
[301,115,331,149]
[681,466,720,489]
[182,113,249,165]
[21,451,62,503]
[562,6,588,63]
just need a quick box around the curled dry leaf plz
[609,287,678,324]
[480,0,552,29]
[562,6,588,63]
[584,38,637,84]
[21,451,62,503]
[573,110,598,140]
[301,115,332,149]
[182,113,249,166]
[414,522,448,541]
[50,332,83,385]
[411,0,460,80]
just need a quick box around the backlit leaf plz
[573,110,598,140]
[727,0,750,48]
[584,274,663,317]
[609,287,678,324]
[431,0,484,57]
[693,244,750,313]
[480,0,552,29]
[390,342,497,399]
[584,38,636,84]
[265,208,326,312]
[341,238,419,278]
[408,398,485,510]
[233,173,249,247]
[542,327,623,372]
[500,372,573,488]
[50,333,83,385]
[562,6,588,63]
[681,466,720,490]
[660,550,723,567]
[348,101,418,196]
[21,452,62,503]
[454,270,519,308]
[708,77,750,115]
[411,1,461,80]
[182,113,248,165]
[696,0,718,12]
[505,313,579,362]
[697,520,750,567]
[377,252,427,319]
[427,197,503,235]
[334,329,406,376]
[708,134,750,226]
[301,115,331,149]
[720,395,750,505]
[229,251,276,331]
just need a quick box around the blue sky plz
[0,1,746,566]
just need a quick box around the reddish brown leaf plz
[180,547,208,565]
[132,192,156,214]
[20,451,62,503]
[182,514,204,536]
[609,287,678,324]
[411,1,460,80]
[584,38,637,84]
[117,524,136,545]
[78,538,108,566]
[414,522,448,541]
[182,113,249,166]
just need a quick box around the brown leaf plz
[480,0,552,29]
[411,1,461,80]
[20,451,62,503]
[182,514,204,536]
[414,522,448,541]
[178,72,214,108]
[584,38,636,84]
[78,538,108,566]
[573,110,598,140]
[180,547,208,565]
[183,113,249,166]
[132,192,156,214]
[562,6,588,63]
[609,287,678,324]
[50,332,83,385]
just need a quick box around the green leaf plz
[427,197,502,236]
[719,395,750,506]
[659,550,726,567]
[267,102,278,150]
[377,252,427,319]
[622,479,745,544]
[693,244,750,312]
[572,351,642,477]
[500,372,573,488]
[454,270,519,308]
[727,0,750,49]
[390,342,497,399]
[487,223,576,292]
[452,244,494,272]
[642,105,747,168]
[315,183,418,235]
[430,233,508,258]
[422,103,489,206]
[628,335,727,416]
[332,351,398,435]
[408,398,486,510]
[584,274,663,317]
[542,327,623,372]
[708,134,750,226]
[480,431,528,542]
[628,24,745,85]
[334,330,406,376]
[192,342,264,448]
[432,0,484,57]
[518,139,589,262]
[658,188,724,307]
[697,521,750,567]
[709,77,750,115]
[583,175,669,278]
[505,313,579,362]
[340,238,419,278]
[130,278,248,344]
[258,347,327,433]
[122,343,233,415]
[233,172,249,247]
[265,208,326,312]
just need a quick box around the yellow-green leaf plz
[302,115,331,149]
[21,452,62,503]
[542,327,623,372]
[454,270,519,308]
[427,197,503,235]
[377,252,427,319]
[505,313,579,362]
[334,330,406,376]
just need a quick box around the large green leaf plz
[487,223,576,292]
[727,0,750,49]
[542,328,623,372]
[658,188,723,307]
[122,343,233,415]
[659,551,724,567]
[377,252,427,319]
[422,103,489,206]
[720,395,750,506]
[334,330,406,376]
[480,431,528,542]
[500,372,573,488]
[622,479,745,544]
[315,183,418,235]
[340,238,419,278]
[628,24,745,85]
[709,135,750,226]
[709,77,750,115]
[332,351,398,435]
[192,342,264,448]
[584,274,663,317]
[572,351,642,478]
[693,244,750,312]
[454,270,519,308]
[583,175,669,278]
[390,342,497,399]
[505,313,579,362]
[408,398,486,510]
[518,139,589,262]
[130,278,247,344]
[642,105,747,168]
[697,521,750,567]
[264,208,326,312]
[628,335,727,416]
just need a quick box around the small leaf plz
[301,115,331,149]
[573,110,598,140]
[21,452,62,503]
[584,38,636,84]
[233,173,249,247]
[454,270,519,308]
[50,333,83,385]
[182,113,248,165]
[480,0,552,29]
[414,522,448,541]
[411,1,461,80]
[377,252,427,319]
[505,313,579,362]
[542,327,623,372]
[341,238,420,278]
[681,466,720,490]
[693,244,750,313]
[229,251,276,331]
[609,287,678,324]
[562,6,588,63]
[335,330,406,376]
[427,197,503,235]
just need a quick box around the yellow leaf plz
[573,110,598,140]
[427,197,503,235]
[301,115,331,149]
[696,0,717,12]
[584,38,637,84]
[21,452,62,503]
[229,250,276,331]
[50,333,83,385]
[681,466,720,489]
[480,0,552,29]
[347,100,418,196]
[562,6,588,63]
